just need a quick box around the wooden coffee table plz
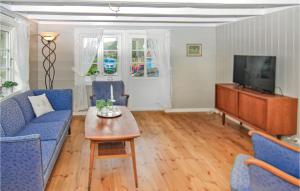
[85,106,141,190]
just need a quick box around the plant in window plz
[86,64,99,76]
[2,81,18,88]
[1,80,18,94]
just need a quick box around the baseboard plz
[73,111,88,116]
[129,107,164,111]
[165,108,216,113]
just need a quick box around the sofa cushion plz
[31,110,72,124]
[12,90,35,124]
[33,89,73,111]
[0,123,5,137]
[0,98,26,136]
[28,93,55,117]
[15,122,65,143]
[41,140,56,173]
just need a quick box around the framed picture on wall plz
[186,44,202,57]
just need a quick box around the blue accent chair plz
[231,131,300,191]
[90,81,129,106]
[0,89,73,191]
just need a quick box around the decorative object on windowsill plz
[96,99,122,118]
[39,32,59,89]
[186,43,202,57]
[1,81,18,94]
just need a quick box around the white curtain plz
[146,30,171,109]
[14,18,29,91]
[73,29,103,111]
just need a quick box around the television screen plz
[233,55,276,93]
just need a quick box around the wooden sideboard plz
[215,83,298,136]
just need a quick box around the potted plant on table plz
[2,81,18,94]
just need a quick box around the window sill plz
[0,89,23,101]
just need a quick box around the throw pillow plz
[28,93,54,117]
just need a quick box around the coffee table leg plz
[130,139,138,188]
[88,141,95,191]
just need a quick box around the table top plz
[85,106,141,141]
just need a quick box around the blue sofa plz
[0,89,73,191]
[231,131,300,191]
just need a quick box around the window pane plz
[0,30,10,82]
[104,37,117,50]
[131,50,144,77]
[0,69,6,83]
[103,51,118,75]
[146,39,159,77]
[132,38,144,50]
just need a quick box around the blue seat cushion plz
[231,154,251,191]
[15,122,65,143]
[31,110,72,124]
[0,98,26,136]
[12,90,35,124]
[41,140,56,173]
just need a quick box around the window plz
[0,27,12,84]
[131,37,159,78]
[102,36,119,75]
[131,38,145,77]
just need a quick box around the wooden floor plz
[46,112,252,191]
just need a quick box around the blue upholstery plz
[41,140,57,173]
[248,165,299,191]
[0,134,44,191]
[33,89,73,111]
[31,110,72,124]
[252,133,300,178]
[230,154,251,191]
[0,89,72,191]
[16,121,65,143]
[90,81,129,106]
[0,98,25,136]
[231,132,300,191]
[12,90,35,123]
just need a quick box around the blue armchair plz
[90,81,129,106]
[231,131,300,191]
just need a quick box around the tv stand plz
[215,83,298,136]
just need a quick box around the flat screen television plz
[233,55,276,93]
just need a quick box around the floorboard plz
[46,112,252,191]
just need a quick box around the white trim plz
[165,108,216,113]
[129,107,164,111]
[73,111,88,116]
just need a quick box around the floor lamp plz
[39,32,59,89]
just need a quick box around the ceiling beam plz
[16,11,255,18]
[25,14,241,22]
[6,5,267,16]
[2,0,300,6]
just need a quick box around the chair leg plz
[68,127,71,135]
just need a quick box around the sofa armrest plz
[33,89,73,111]
[249,131,300,178]
[117,94,129,106]
[0,134,44,191]
[246,158,300,190]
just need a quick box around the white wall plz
[171,28,216,109]
[37,25,217,110]
[216,6,300,134]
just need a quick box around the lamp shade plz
[40,32,59,41]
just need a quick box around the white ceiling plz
[1,0,299,27]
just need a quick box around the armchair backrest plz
[92,80,125,101]
[251,132,300,179]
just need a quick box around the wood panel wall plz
[216,6,300,135]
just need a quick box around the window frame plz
[99,34,121,77]
[0,25,14,84]
[129,34,159,79]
